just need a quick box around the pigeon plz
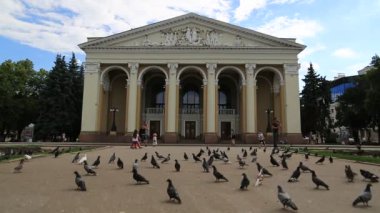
[255,169,264,186]
[54,150,60,158]
[50,146,60,154]
[151,155,160,168]
[242,150,248,158]
[13,159,24,173]
[299,162,312,172]
[184,152,189,160]
[352,184,372,207]
[202,158,209,172]
[263,147,266,152]
[212,165,229,182]
[78,154,87,164]
[155,151,165,159]
[238,159,248,168]
[117,158,124,169]
[207,156,214,167]
[192,153,201,162]
[251,155,257,163]
[83,161,97,175]
[305,152,309,160]
[161,154,171,164]
[132,169,149,184]
[311,170,329,190]
[345,165,356,182]
[288,166,301,182]
[208,149,211,156]
[108,152,116,164]
[256,163,272,176]
[329,155,333,163]
[227,146,230,151]
[250,149,257,156]
[92,155,101,168]
[240,173,250,190]
[281,156,288,169]
[196,149,204,158]
[360,169,379,182]
[236,154,242,162]
[24,154,32,160]
[72,152,80,163]
[315,155,325,164]
[270,155,280,167]
[277,185,298,210]
[74,171,86,191]
[132,159,139,172]
[174,159,181,172]
[166,179,181,204]
[141,152,148,162]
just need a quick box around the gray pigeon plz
[132,169,149,184]
[83,161,97,175]
[315,155,325,164]
[13,159,24,173]
[288,166,301,182]
[117,157,124,169]
[174,159,181,172]
[108,152,116,164]
[345,165,356,182]
[151,155,160,169]
[256,162,272,176]
[161,154,171,164]
[74,171,86,191]
[311,170,329,190]
[353,183,372,207]
[202,158,209,172]
[72,152,80,163]
[277,185,298,210]
[212,165,228,182]
[240,173,250,190]
[167,179,181,204]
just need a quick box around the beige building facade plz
[78,13,305,143]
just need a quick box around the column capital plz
[245,63,256,74]
[283,63,300,76]
[206,63,217,74]
[168,63,178,77]
[84,62,100,74]
[128,63,139,74]
[101,74,110,91]
[245,63,256,86]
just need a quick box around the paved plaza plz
[0,145,379,213]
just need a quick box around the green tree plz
[335,76,370,143]
[35,54,83,141]
[0,59,46,141]
[365,55,380,143]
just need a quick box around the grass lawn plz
[302,149,380,164]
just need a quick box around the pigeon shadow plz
[161,200,181,205]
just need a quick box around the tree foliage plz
[365,55,380,142]
[34,54,83,141]
[300,63,332,142]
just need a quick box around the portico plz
[78,13,305,143]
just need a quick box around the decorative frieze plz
[84,62,99,74]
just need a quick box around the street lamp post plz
[265,108,274,133]
[110,107,119,132]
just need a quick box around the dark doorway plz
[221,122,231,140]
[150,120,160,139]
[185,121,196,139]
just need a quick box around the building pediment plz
[79,13,305,50]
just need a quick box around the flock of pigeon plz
[12,145,379,210]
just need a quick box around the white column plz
[283,64,301,133]
[81,62,100,132]
[206,63,217,132]
[245,64,256,133]
[167,63,178,132]
[127,63,139,132]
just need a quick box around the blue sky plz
[1,0,379,89]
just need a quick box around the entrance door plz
[221,122,231,140]
[185,121,196,139]
[149,120,160,139]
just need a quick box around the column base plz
[282,133,304,144]
[109,131,117,136]
[204,133,218,144]
[79,131,129,143]
[163,132,177,143]
[242,133,257,144]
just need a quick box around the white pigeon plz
[255,169,264,187]
[24,154,32,160]
[78,154,87,165]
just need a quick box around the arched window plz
[155,91,165,108]
[183,90,200,108]
[219,91,227,109]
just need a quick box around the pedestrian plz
[231,129,235,146]
[131,129,142,149]
[258,131,265,148]
[139,122,149,147]
[272,117,281,148]
[152,132,158,146]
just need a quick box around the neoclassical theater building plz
[79,13,305,143]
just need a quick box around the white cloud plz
[234,0,267,22]
[298,43,326,59]
[332,48,358,58]
[256,16,323,42]
[0,0,233,53]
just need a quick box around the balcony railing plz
[145,108,164,114]
[219,109,236,115]
[181,108,202,114]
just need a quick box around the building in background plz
[78,13,305,143]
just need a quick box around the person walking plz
[272,118,281,148]
[258,131,265,148]
[152,132,158,146]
